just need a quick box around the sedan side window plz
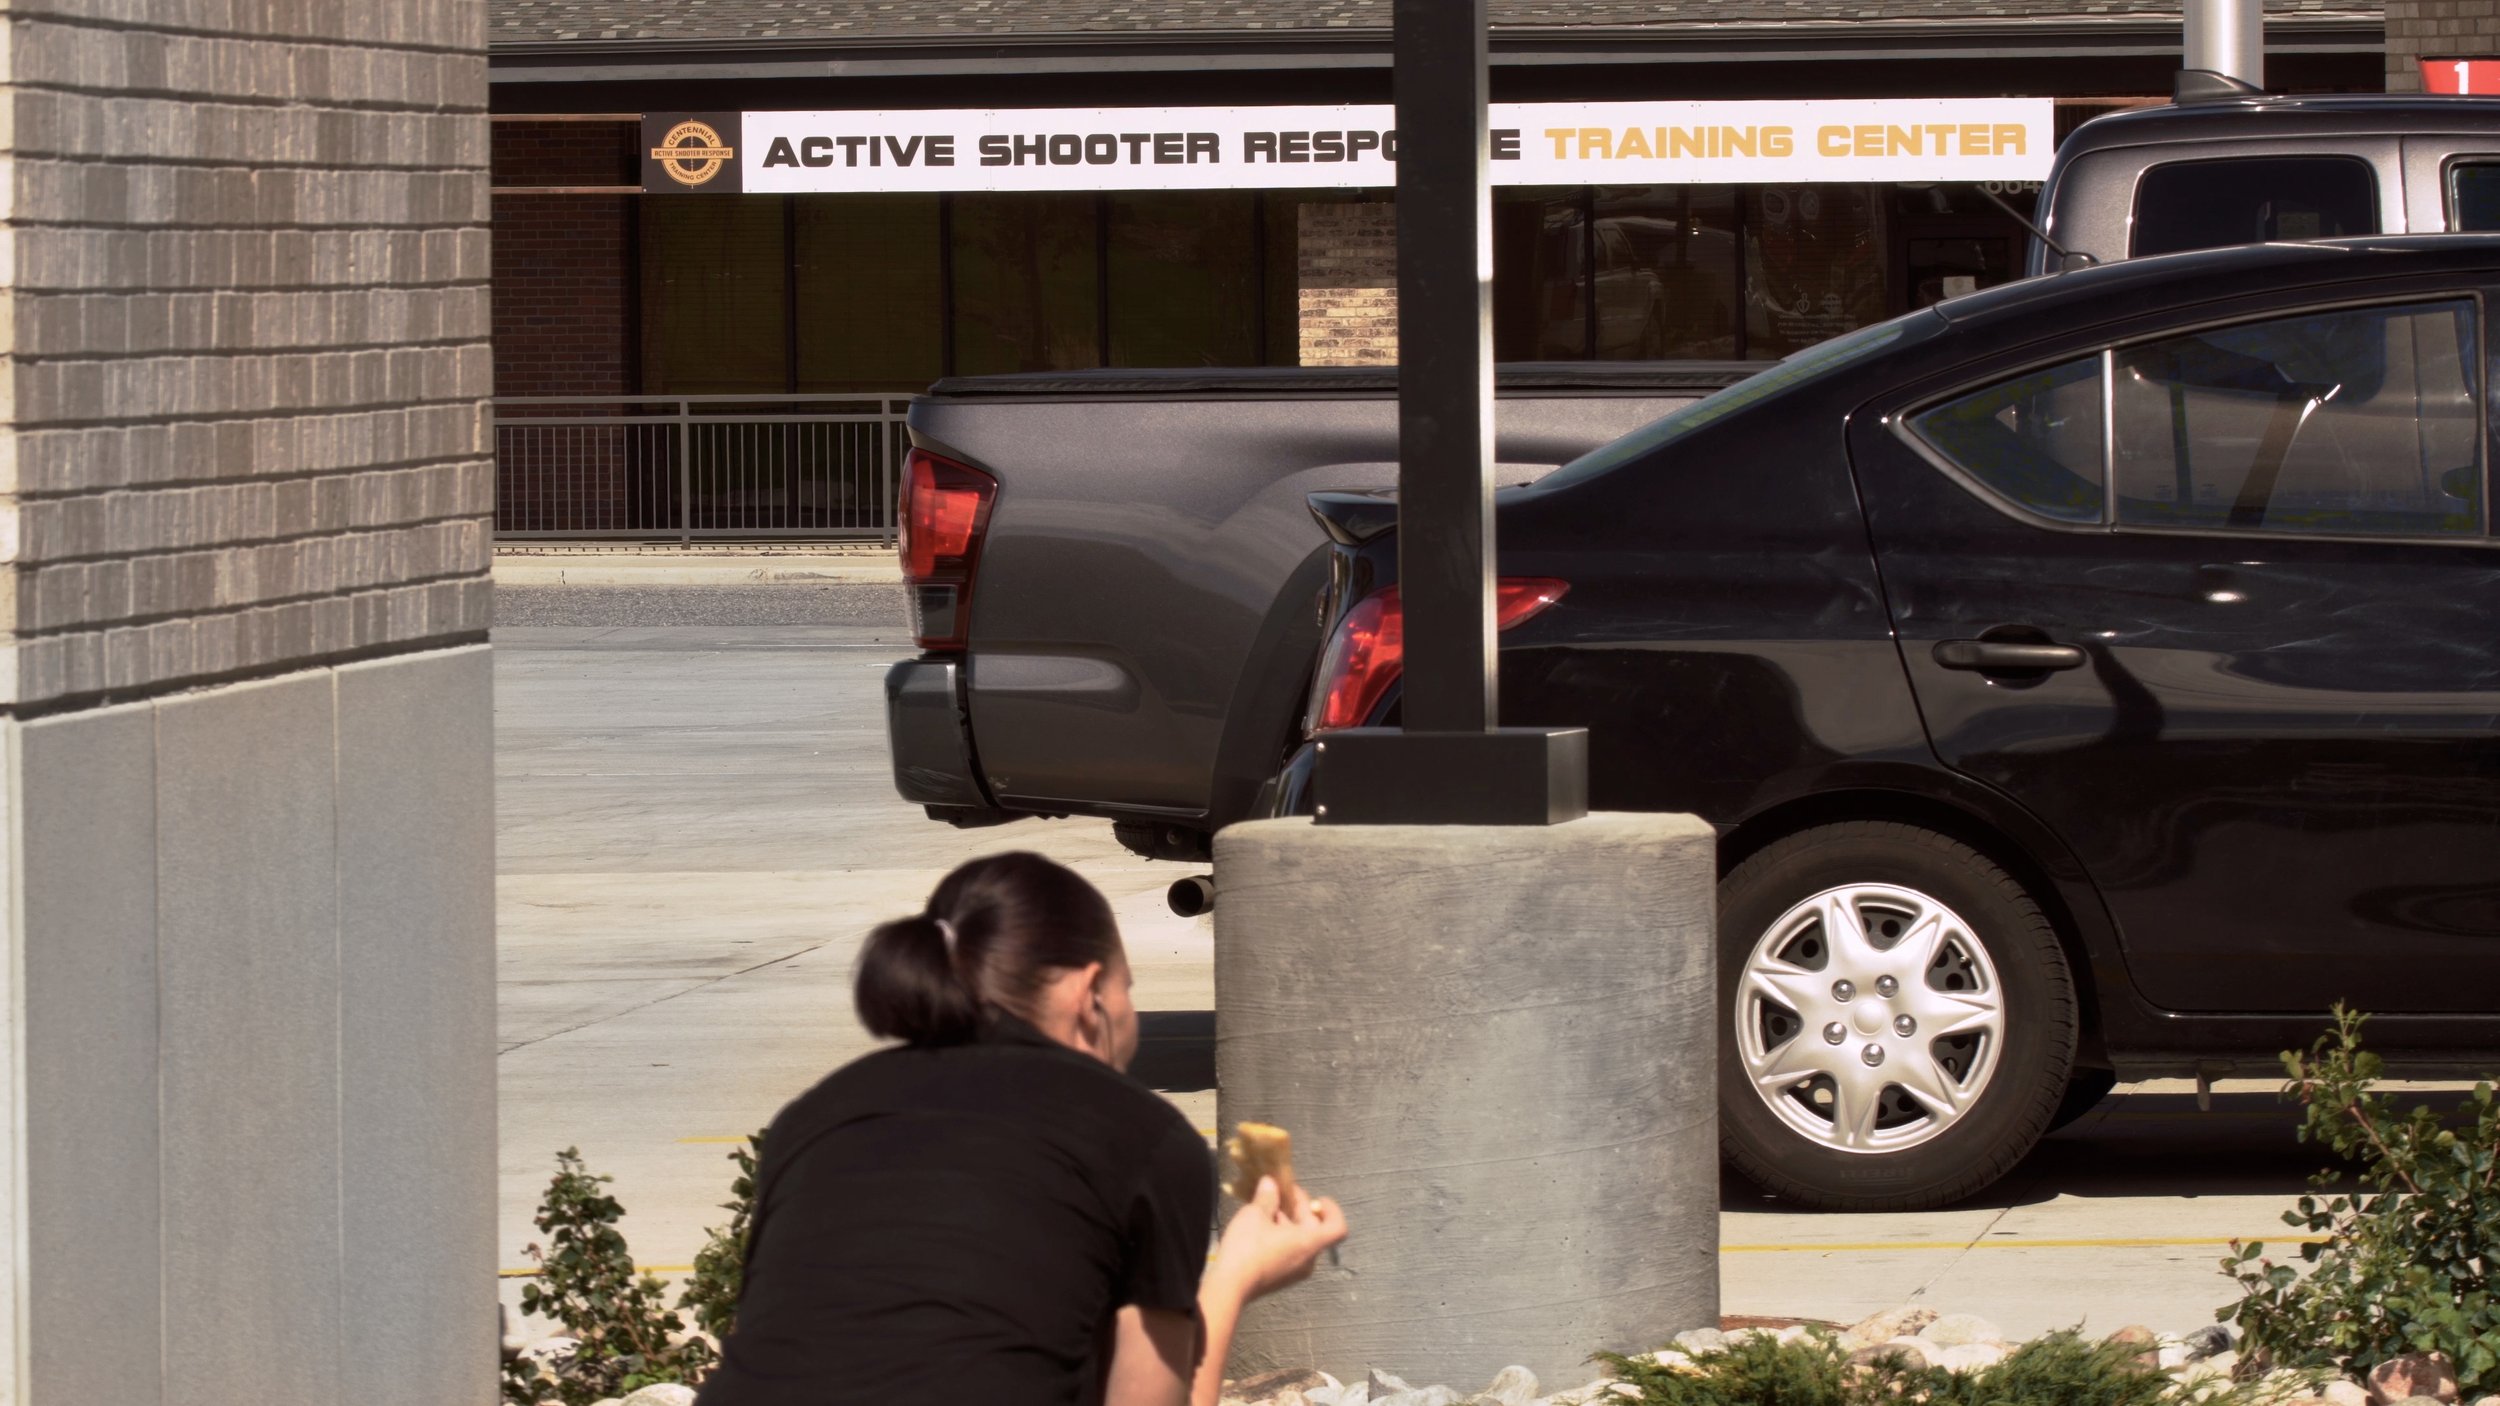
[2110,300,2482,537]
[1907,355,2105,523]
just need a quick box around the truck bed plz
[896,362,1762,856]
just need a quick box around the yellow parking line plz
[1722,1235,2291,1253]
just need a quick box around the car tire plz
[1717,821,2077,1211]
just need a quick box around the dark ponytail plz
[854,852,1121,1045]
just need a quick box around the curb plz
[494,554,902,587]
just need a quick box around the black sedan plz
[1275,235,2500,1211]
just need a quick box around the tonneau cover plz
[924,361,1768,399]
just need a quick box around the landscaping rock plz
[2321,1381,2373,1406]
[2183,1324,2237,1361]
[1935,1342,2009,1373]
[1375,1388,1460,1406]
[2107,1325,2161,1369]
[2470,1397,2500,1406]
[1369,1371,1415,1398]
[1646,1349,1696,1372]
[1918,1313,2003,1348]
[1671,1327,1727,1355]
[2367,1353,2458,1405]
[2175,1349,2238,1388]
[1775,1324,1812,1346]
[618,1387,696,1406]
[1470,1365,1539,1405]
[2158,1345,2194,1371]
[1234,1369,1333,1403]
[1848,1339,1933,1369]
[1843,1305,1940,1348]
[1305,1384,1367,1406]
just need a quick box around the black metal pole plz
[1392,0,1496,736]
[1316,0,1588,826]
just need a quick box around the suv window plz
[1908,355,2105,522]
[2131,157,2378,258]
[2450,161,2500,231]
[2111,300,2482,536]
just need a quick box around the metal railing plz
[492,395,910,541]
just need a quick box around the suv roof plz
[2064,94,2500,155]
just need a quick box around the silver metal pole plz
[2184,0,2263,89]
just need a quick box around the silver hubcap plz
[1735,883,2006,1153]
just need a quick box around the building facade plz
[486,0,2386,537]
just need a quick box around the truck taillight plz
[1307,578,1569,734]
[899,448,998,651]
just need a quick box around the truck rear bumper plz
[884,657,990,810]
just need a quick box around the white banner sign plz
[719,99,2052,194]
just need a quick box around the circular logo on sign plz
[651,121,736,187]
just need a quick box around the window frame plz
[1893,290,2494,546]
[2126,153,2381,260]
[2443,155,2500,233]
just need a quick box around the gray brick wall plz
[2,0,493,708]
[2384,0,2500,89]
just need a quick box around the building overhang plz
[489,15,2386,85]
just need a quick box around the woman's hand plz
[1205,1175,1348,1306]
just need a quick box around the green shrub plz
[1601,1329,2265,1406]
[2221,1007,2500,1396]
[678,1129,766,1343]
[503,1148,716,1405]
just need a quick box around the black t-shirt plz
[696,1016,1215,1406]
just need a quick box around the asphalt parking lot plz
[493,596,2384,1341]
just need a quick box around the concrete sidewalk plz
[494,546,902,587]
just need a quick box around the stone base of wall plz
[1298,202,1399,366]
[3,645,497,1405]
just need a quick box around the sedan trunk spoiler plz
[1307,490,1401,546]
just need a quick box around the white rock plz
[2175,1351,2236,1388]
[2159,1346,2195,1371]
[1935,1343,2008,1373]
[1473,1365,1539,1405]
[1857,1336,1936,1369]
[618,1388,697,1406]
[1720,1327,1765,1348]
[1775,1325,1811,1346]
[1843,1305,1940,1350]
[2319,1382,2371,1406]
[1374,1388,1459,1406]
[1645,1350,1695,1372]
[1369,1371,1414,1397]
[1918,1314,2003,1348]
[1545,1384,1622,1406]
[522,1336,578,1367]
[1670,1328,1727,1355]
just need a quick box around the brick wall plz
[2385,1,2500,90]
[1299,202,1400,366]
[491,123,639,530]
[0,0,495,709]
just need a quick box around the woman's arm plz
[1105,1177,1348,1406]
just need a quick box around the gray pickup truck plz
[886,364,1755,859]
[885,92,2500,861]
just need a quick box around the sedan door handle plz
[1932,639,2087,673]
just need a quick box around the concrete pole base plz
[1213,812,1719,1389]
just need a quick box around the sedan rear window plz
[2111,299,2482,536]
[2131,156,2378,258]
[1909,355,2105,523]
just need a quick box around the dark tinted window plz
[2111,300,2481,537]
[2130,157,2377,258]
[1909,355,2106,523]
[2448,161,2500,231]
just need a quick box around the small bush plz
[678,1129,766,1343]
[503,1148,716,1405]
[1601,1329,2265,1406]
[2221,1007,2500,1396]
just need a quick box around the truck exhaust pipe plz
[1168,875,1217,918]
[2178,0,2265,101]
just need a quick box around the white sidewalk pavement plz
[494,545,903,588]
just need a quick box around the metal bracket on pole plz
[1313,0,1587,827]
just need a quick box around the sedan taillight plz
[899,449,998,651]
[1307,578,1570,734]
